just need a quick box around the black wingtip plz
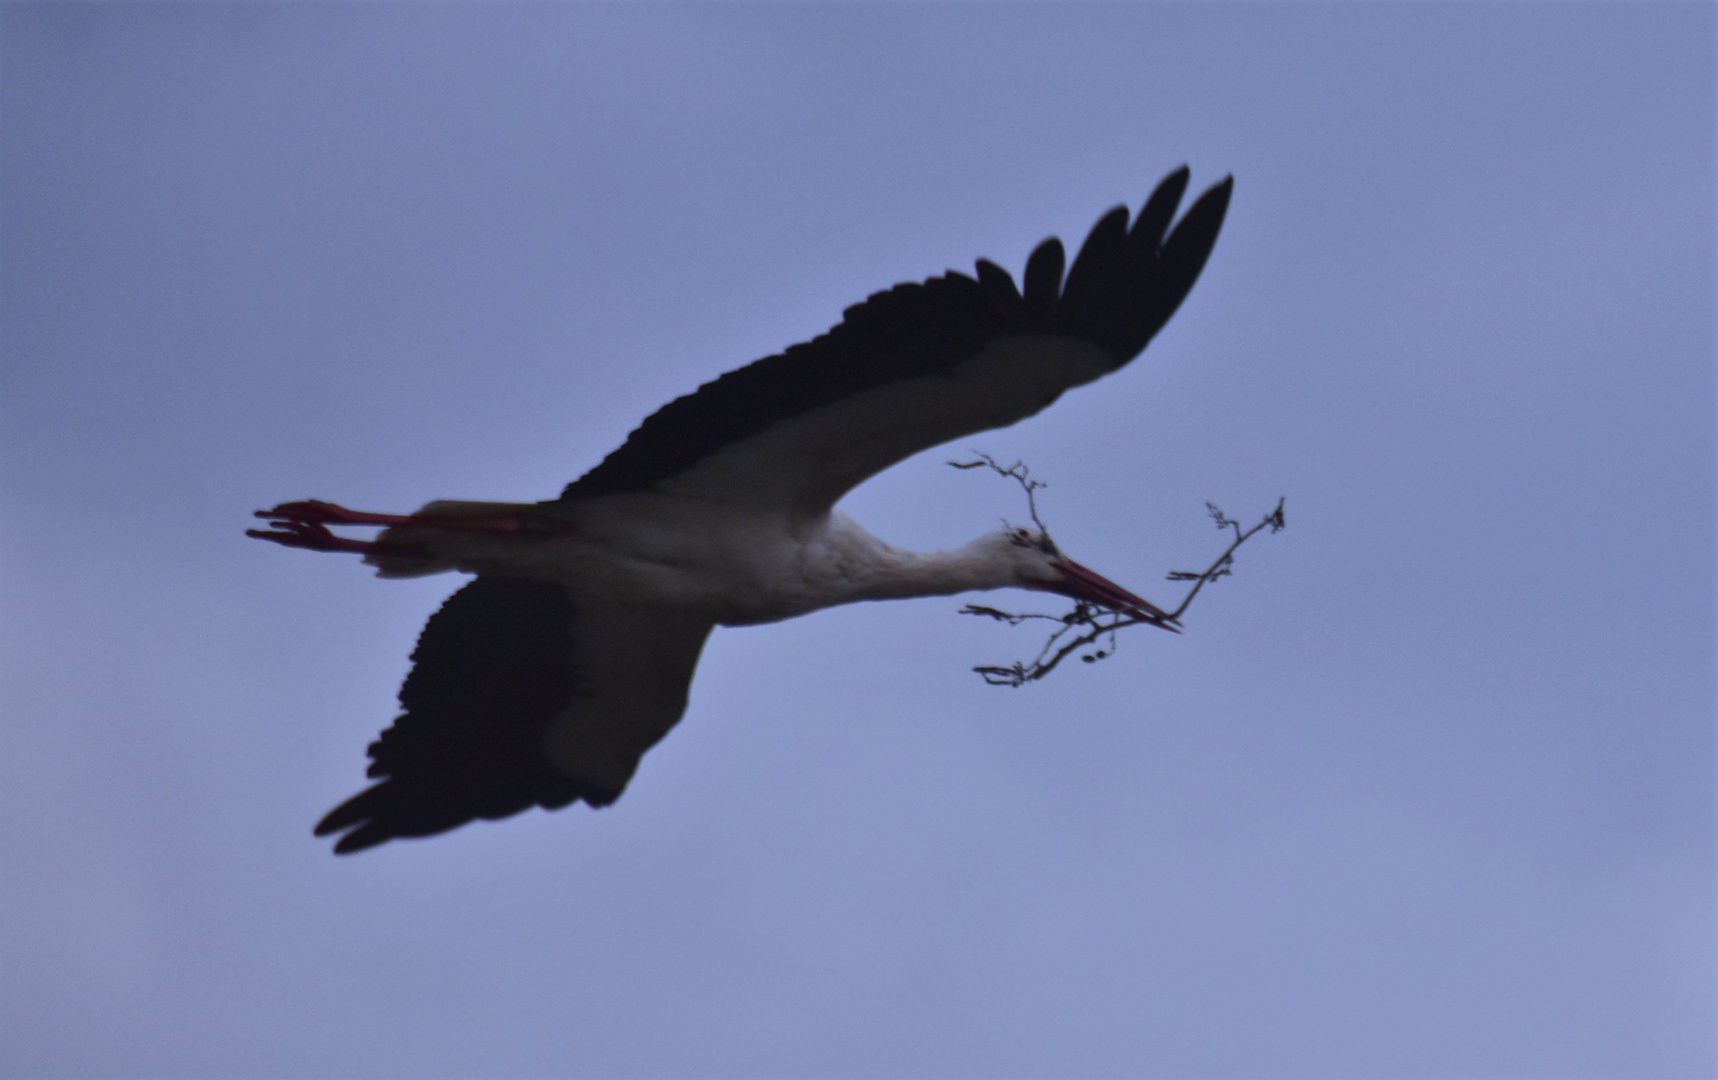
[1159,175,1234,279]
[1130,166,1194,250]
[1113,172,1231,356]
[313,786,382,848]
[328,827,390,856]
[1057,169,1234,362]
[1200,174,1235,213]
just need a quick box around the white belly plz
[432,497,895,626]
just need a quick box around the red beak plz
[1046,559,1180,632]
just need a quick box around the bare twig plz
[948,453,1051,538]
[951,456,1285,687]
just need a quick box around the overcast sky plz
[2,4,1712,1077]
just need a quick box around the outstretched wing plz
[558,168,1232,514]
[315,576,713,854]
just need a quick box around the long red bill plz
[1048,559,1180,632]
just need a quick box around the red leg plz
[248,501,440,558]
[252,500,553,536]
[247,499,574,558]
[252,500,425,530]
[245,517,431,558]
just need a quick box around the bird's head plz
[983,526,1180,630]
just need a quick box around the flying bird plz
[250,167,1233,853]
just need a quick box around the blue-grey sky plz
[2,4,1712,1077]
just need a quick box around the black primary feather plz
[1059,204,1130,325]
[1129,164,1191,253]
[974,258,1023,307]
[1020,236,1067,320]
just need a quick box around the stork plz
[250,167,1233,853]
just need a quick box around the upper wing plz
[558,168,1232,514]
[314,576,713,854]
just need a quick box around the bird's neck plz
[844,533,1019,604]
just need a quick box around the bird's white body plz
[382,501,1061,626]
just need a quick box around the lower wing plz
[315,576,713,854]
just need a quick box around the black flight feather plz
[314,577,612,854]
[1020,236,1066,322]
[1060,204,1131,326]
[1129,164,1191,252]
[974,258,1023,307]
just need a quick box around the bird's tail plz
[366,500,542,579]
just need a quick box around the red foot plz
[247,500,440,558]
[246,519,430,558]
[252,500,422,530]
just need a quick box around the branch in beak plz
[1047,559,1181,632]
